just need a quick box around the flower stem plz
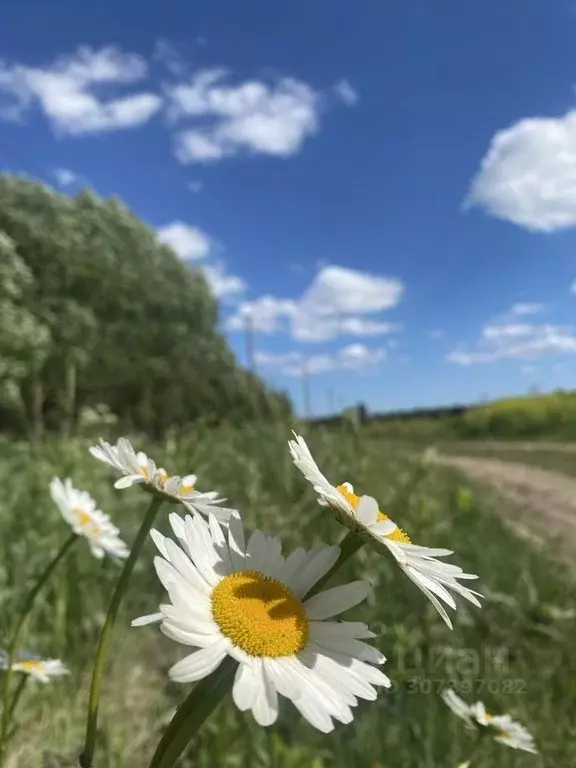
[148,657,238,768]
[80,496,163,768]
[0,532,78,766]
[305,530,365,598]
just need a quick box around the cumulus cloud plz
[255,343,386,377]
[168,69,321,163]
[447,321,576,365]
[157,221,211,260]
[464,110,576,232]
[508,302,545,316]
[0,46,161,134]
[226,265,404,343]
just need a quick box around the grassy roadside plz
[0,426,574,767]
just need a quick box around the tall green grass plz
[0,425,573,767]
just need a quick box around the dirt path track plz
[437,455,576,559]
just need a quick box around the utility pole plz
[244,313,255,373]
[302,361,311,420]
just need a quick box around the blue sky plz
[2,0,576,416]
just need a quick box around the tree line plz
[0,173,290,438]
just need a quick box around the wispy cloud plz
[187,180,203,193]
[202,263,246,300]
[429,329,444,340]
[256,343,386,377]
[333,79,359,107]
[227,265,404,342]
[0,46,161,135]
[52,167,80,186]
[447,321,576,365]
[464,109,576,232]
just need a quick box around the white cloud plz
[465,110,576,232]
[53,167,79,186]
[226,296,297,332]
[333,79,359,107]
[202,263,246,300]
[169,69,320,163]
[153,39,186,76]
[157,221,211,260]
[256,343,386,377]
[226,265,404,343]
[187,180,203,193]
[0,46,161,134]
[447,322,576,365]
[508,302,545,316]
[299,266,403,315]
[571,279,576,295]
[292,315,400,342]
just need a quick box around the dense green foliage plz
[0,174,290,437]
[362,391,576,441]
[0,426,571,766]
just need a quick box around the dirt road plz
[437,454,576,561]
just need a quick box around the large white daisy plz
[89,437,234,523]
[0,650,69,684]
[441,689,538,754]
[132,510,391,732]
[288,433,481,629]
[50,477,129,560]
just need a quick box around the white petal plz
[356,496,379,526]
[369,519,398,537]
[258,536,284,578]
[168,639,229,683]
[290,546,340,598]
[276,548,309,587]
[132,613,163,627]
[245,530,267,572]
[304,581,370,620]
[251,663,278,727]
[227,512,246,571]
[114,474,144,490]
[233,660,258,711]
[184,515,219,586]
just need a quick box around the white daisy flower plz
[442,689,538,754]
[132,511,391,733]
[288,433,482,630]
[49,478,129,560]
[89,437,234,523]
[0,650,70,684]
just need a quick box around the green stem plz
[80,496,163,768]
[0,533,78,765]
[305,530,365,598]
[149,657,238,768]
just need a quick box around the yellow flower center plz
[180,482,195,494]
[211,570,309,657]
[336,484,411,543]
[18,661,42,672]
[71,508,101,537]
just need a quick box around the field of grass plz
[0,425,574,767]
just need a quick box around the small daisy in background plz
[442,688,538,754]
[50,477,129,560]
[0,650,69,684]
[132,510,391,733]
[288,433,481,629]
[89,437,235,522]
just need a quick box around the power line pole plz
[302,362,311,420]
[244,313,255,373]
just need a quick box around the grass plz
[0,424,574,767]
